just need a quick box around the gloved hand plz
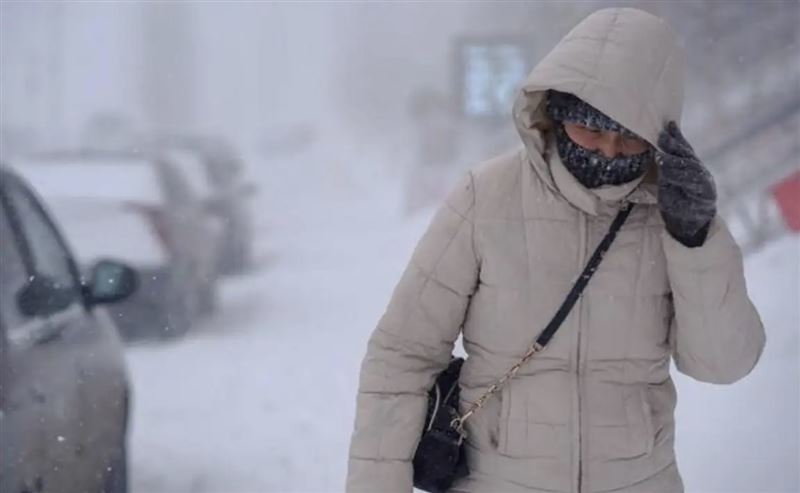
[656,121,717,247]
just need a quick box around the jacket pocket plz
[497,384,564,458]
[625,387,655,458]
[589,387,655,461]
[461,389,502,451]
[498,384,510,451]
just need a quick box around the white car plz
[12,151,222,339]
[154,136,256,275]
[1,165,135,492]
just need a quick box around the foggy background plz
[1,1,798,492]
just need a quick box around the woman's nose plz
[596,137,622,158]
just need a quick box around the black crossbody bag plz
[412,203,634,493]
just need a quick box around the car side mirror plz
[17,274,79,318]
[86,259,138,306]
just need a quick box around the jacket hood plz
[513,8,685,210]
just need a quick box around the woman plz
[347,8,765,493]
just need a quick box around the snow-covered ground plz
[674,234,799,492]
[127,154,799,493]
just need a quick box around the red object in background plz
[772,171,800,232]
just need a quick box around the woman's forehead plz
[547,90,644,141]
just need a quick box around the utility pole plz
[140,2,196,136]
[45,1,64,148]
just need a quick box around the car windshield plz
[13,157,162,204]
[13,159,167,265]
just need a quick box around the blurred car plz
[154,135,256,275]
[12,150,222,339]
[0,166,136,493]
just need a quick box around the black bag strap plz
[455,203,634,429]
[536,202,634,347]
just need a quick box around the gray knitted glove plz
[656,122,717,247]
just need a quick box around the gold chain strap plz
[451,341,545,435]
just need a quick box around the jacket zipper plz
[576,214,589,493]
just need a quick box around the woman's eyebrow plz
[618,127,643,139]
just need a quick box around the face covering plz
[547,90,653,189]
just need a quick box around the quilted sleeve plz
[665,216,766,384]
[346,173,480,492]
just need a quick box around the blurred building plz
[335,0,799,250]
[1,2,201,153]
[140,2,197,136]
[2,1,797,251]
[1,2,141,153]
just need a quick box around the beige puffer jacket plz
[347,8,765,493]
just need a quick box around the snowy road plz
[127,156,799,493]
[127,155,428,492]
